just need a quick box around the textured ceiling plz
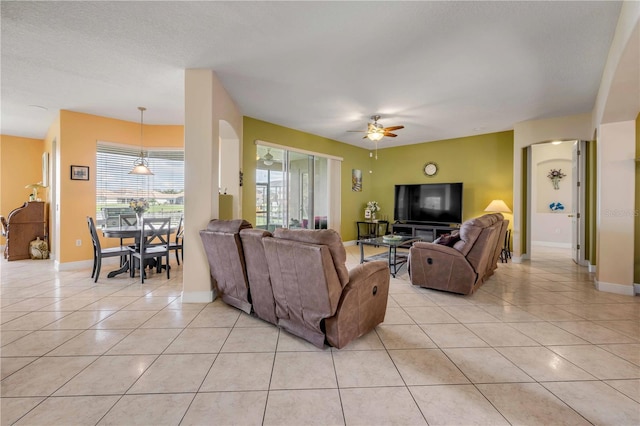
[1,1,622,148]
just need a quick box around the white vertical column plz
[596,120,636,295]
[183,69,220,303]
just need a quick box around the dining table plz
[101,224,171,278]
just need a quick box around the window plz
[96,142,184,226]
[255,142,341,232]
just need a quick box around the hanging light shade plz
[129,106,154,175]
[263,149,274,166]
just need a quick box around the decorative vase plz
[551,176,560,190]
[136,212,144,224]
[371,212,376,221]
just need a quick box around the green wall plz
[370,131,514,223]
[242,116,373,240]
[242,117,514,241]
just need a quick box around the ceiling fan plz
[348,115,404,142]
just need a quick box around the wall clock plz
[423,162,438,177]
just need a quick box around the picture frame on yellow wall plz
[70,165,89,181]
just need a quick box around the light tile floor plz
[1,246,639,425]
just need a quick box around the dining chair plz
[118,214,138,265]
[129,217,171,283]
[119,214,138,227]
[86,216,130,282]
[169,215,184,265]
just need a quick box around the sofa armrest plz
[409,243,478,295]
[324,260,389,349]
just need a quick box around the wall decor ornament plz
[547,168,566,190]
[352,169,362,192]
[549,202,565,212]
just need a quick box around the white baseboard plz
[512,253,529,263]
[595,279,636,296]
[588,262,596,273]
[181,290,214,303]
[531,241,572,248]
[635,283,640,295]
[55,259,97,271]
[343,240,356,247]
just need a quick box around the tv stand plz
[391,221,460,243]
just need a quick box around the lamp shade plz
[484,199,511,213]
[129,160,154,175]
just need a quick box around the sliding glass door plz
[256,145,328,231]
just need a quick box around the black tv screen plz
[394,183,463,224]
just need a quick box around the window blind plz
[96,142,184,226]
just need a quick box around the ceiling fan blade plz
[383,125,404,131]
[347,130,366,133]
[383,132,398,137]
[362,135,369,139]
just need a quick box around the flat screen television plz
[394,183,463,224]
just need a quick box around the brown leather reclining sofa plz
[407,213,508,295]
[200,220,390,349]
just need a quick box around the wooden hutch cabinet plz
[1,201,48,261]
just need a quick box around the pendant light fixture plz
[262,148,274,166]
[129,106,154,175]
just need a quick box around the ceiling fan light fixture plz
[367,130,384,141]
[129,106,154,175]
[263,149,274,166]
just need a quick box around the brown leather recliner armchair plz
[239,228,277,325]
[199,219,253,313]
[263,228,390,349]
[408,213,504,295]
[487,217,509,278]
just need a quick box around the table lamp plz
[484,199,511,213]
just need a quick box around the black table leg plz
[107,260,130,278]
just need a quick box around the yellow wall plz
[58,110,183,263]
[372,131,514,223]
[0,135,45,245]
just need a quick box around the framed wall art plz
[352,169,362,192]
[70,165,89,181]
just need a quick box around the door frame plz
[571,140,587,265]
[524,139,587,265]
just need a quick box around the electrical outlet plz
[76,239,82,246]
